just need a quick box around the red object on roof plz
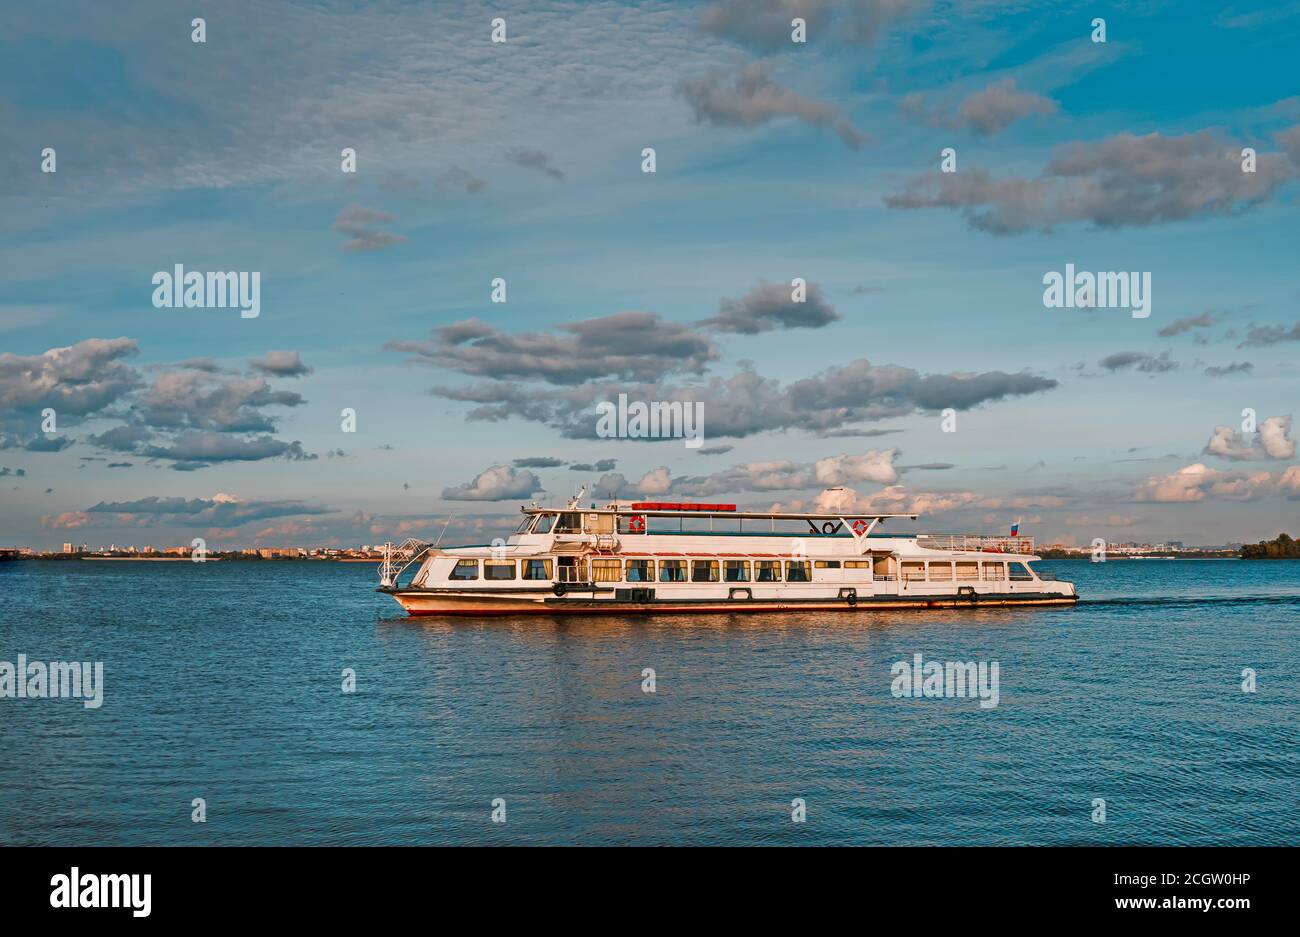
[630,502,737,512]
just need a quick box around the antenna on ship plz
[565,485,586,510]
[433,512,457,548]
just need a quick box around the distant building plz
[62,542,73,553]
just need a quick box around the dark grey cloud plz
[696,445,734,456]
[0,467,26,477]
[513,456,565,468]
[887,127,1300,234]
[1239,320,1300,347]
[86,424,155,452]
[135,372,304,434]
[441,465,542,501]
[87,495,332,526]
[817,427,903,438]
[1099,351,1179,373]
[677,63,866,149]
[591,472,631,499]
[568,459,618,472]
[435,165,487,193]
[173,357,226,373]
[388,312,719,385]
[2,434,74,452]
[699,0,925,51]
[249,351,312,378]
[1157,311,1217,337]
[700,280,840,334]
[138,433,316,470]
[504,148,565,180]
[1204,362,1254,376]
[0,338,142,436]
[900,79,1057,136]
[332,204,407,252]
[433,359,1057,440]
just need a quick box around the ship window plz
[723,560,750,582]
[814,560,841,569]
[901,562,926,581]
[1009,562,1034,581]
[755,560,782,582]
[625,559,655,582]
[484,560,516,580]
[955,561,979,581]
[659,559,687,582]
[786,561,811,582]
[981,562,1007,581]
[555,513,582,533]
[928,562,953,581]
[516,517,532,533]
[591,559,622,582]
[691,560,719,582]
[533,514,554,534]
[522,559,553,580]
[843,560,872,582]
[449,559,479,580]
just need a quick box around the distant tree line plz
[1241,533,1300,559]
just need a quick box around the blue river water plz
[1,558,1296,845]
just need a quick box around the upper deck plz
[506,499,1034,558]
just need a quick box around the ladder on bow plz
[379,538,430,588]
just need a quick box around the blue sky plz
[2,0,1299,549]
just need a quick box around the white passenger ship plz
[377,489,1077,616]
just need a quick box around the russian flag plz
[1010,519,1021,537]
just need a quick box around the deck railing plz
[917,535,1035,555]
[379,538,429,587]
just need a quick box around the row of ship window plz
[444,557,1035,583]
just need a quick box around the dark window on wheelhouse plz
[533,514,555,534]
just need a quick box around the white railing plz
[379,538,430,587]
[917,535,1035,555]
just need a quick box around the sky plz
[2,0,1299,550]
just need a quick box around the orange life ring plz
[628,515,646,533]
[851,519,869,535]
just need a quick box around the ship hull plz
[384,589,1078,617]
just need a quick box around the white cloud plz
[441,465,542,501]
[1203,415,1295,461]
